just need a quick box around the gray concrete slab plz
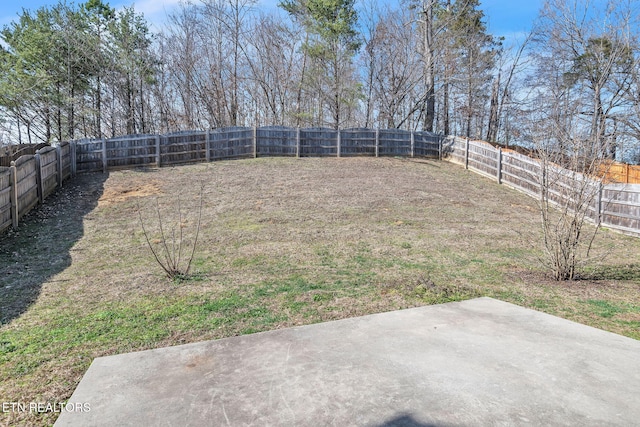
[55,297,640,426]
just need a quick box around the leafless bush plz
[137,184,204,280]
[536,148,608,280]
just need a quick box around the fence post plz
[438,136,443,160]
[155,135,161,167]
[410,131,415,158]
[10,161,18,228]
[35,151,44,204]
[375,128,379,158]
[626,163,630,184]
[296,127,301,158]
[205,131,211,162]
[465,138,470,170]
[56,144,63,187]
[596,182,603,226]
[253,126,258,158]
[497,147,503,184]
[102,139,108,173]
[337,127,341,158]
[71,141,77,177]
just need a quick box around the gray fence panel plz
[340,128,376,157]
[38,146,58,199]
[257,126,297,156]
[378,129,411,156]
[76,139,105,173]
[107,135,157,168]
[602,184,640,236]
[14,155,38,219]
[501,151,541,198]
[162,131,207,165]
[413,132,441,158]
[59,141,72,181]
[0,167,11,233]
[467,141,499,179]
[210,127,254,160]
[300,128,338,157]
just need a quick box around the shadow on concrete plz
[0,172,107,324]
[372,413,453,427]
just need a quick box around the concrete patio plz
[55,297,640,426]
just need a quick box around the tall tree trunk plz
[96,74,102,138]
[443,78,450,135]
[45,107,51,142]
[69,85,75,140]
[295,34,309,128]
[422,0,435,132]
[17,114,22,144]
[486,73,500,142]
[127,75,134,135]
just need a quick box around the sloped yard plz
[1,157,639,426]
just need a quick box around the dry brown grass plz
[1,157,639,426]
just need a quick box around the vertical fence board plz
[59,141,72,182]
[10,163,18,228]
[0,167,12,233]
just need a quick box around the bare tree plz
[361,5,422,129]
[244,14,303,126]
[523,0,638,279]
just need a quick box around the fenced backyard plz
[2,138,640,427]
[0,127,639,237]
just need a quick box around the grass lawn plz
[1,157,639,426]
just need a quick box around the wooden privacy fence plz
[72,127,444,172]
[0,141,74,233]
[601,162,640,184]
[443,136,640,237]
[1,128,441,233]
[2,128,639,238]
[0,143,49,167]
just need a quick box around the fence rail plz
[0,128,441,234]
[71,127,443,170]
[1,128,639,238]
[443,136,640,237]
[0,142,76,234]
[0,143,49,167]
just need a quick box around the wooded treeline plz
[1,0,640,163]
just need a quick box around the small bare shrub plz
[137,184,204,280]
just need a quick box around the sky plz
[0,0,543,41]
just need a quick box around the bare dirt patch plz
[98,180,162,207]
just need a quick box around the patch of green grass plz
[583,299,640,319]
[200,294,246,312]
[385,275,483,305]
[530,298,554,311]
